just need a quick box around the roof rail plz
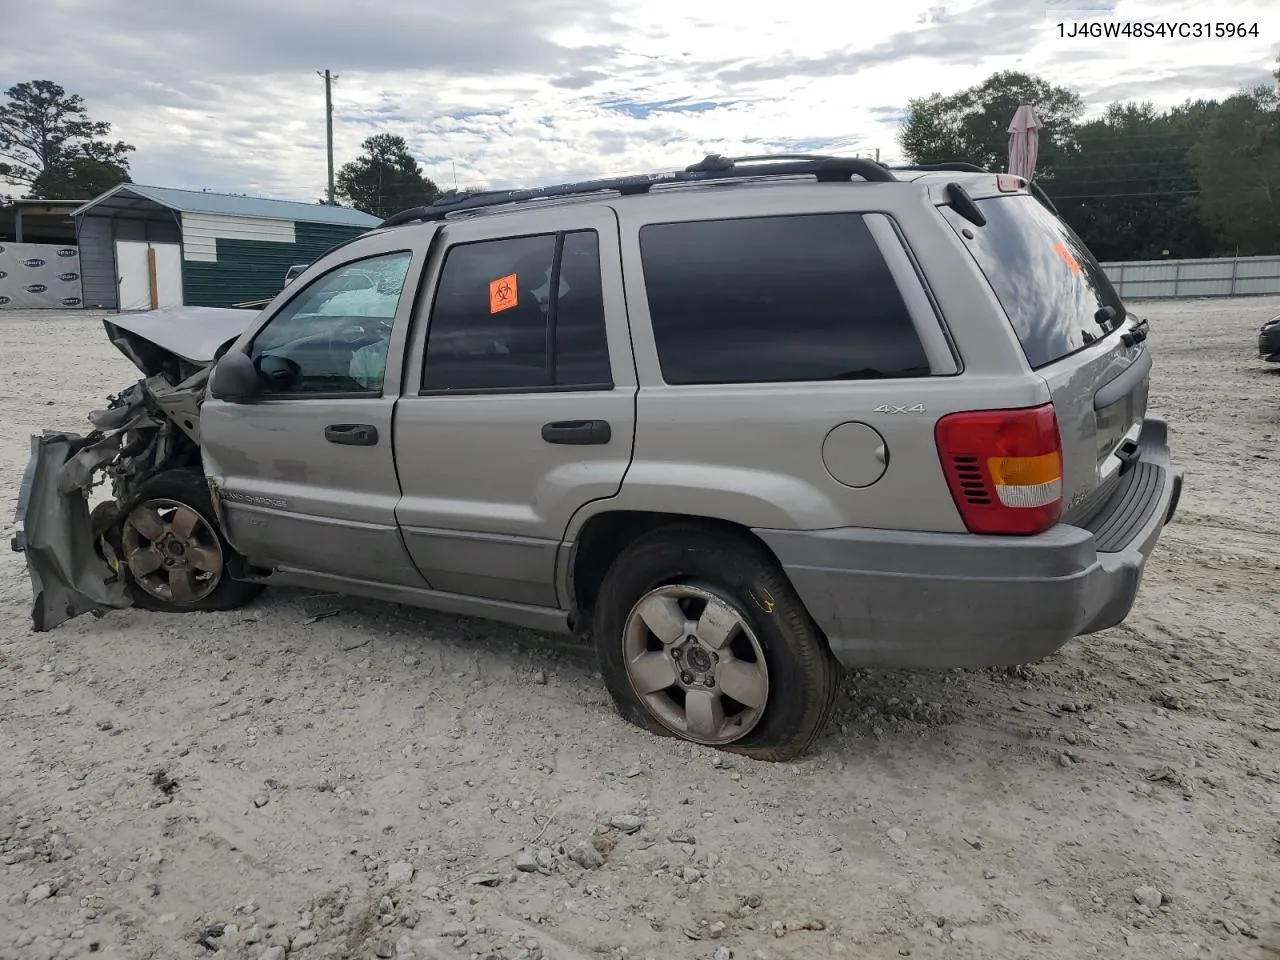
[378,154,898,228]
[891,161,989,173]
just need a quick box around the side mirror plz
[209,351,261,402]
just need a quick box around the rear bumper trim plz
[754,417,1180,670]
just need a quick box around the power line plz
[1049,192,1198,200]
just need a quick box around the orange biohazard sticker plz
[1054,241,1082,275]
[489,274,517,313]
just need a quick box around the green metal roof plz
[72,184,380,228]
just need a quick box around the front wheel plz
[117,469,263,613]
[593,525,840,762]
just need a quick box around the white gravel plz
[1,298,1278,959]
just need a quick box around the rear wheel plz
[118,469,263,613]
[593,525,840,761]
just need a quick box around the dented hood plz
[105,306,258,378]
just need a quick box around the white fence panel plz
[1098,254,1280,299]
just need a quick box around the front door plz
[200,242,426,585]
[394,206,636,607]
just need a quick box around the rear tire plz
[117,469,263,614]
[593,524,840,762]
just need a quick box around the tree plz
[0,80,134,199]
[335,134,441,219]
[1186,87,1280,256]
[898,71,1084,175]
[1051,102,1212,261]
[898,69,1280,258]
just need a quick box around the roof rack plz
[379,154,898,228]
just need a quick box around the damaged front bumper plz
[12,432,133,631]
[12,371,209,631]
[11,309,251,632]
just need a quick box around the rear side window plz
[638,214,931,385]
[422,230,612,392]
[942,195,1125,369]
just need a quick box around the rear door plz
[393,206,636,607]
[941,194,1147,522]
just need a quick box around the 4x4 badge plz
[874,403,926,414]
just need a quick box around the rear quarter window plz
[638,213,931,385]
[942,195,1125,369]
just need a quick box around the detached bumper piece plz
[12,433,132,632]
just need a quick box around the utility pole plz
[318,69,337,204]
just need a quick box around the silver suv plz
[14,155,1183,761]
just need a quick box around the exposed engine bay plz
[12,307,256,630]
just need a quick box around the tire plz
[593,524,840,762]
[116,468,263,614]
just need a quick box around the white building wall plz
[181,213,296,262]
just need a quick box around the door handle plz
[541,420,611,445]
[324,423,379,446]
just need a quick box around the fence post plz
[1229,256,1239,296]
[1172,260,1180,298]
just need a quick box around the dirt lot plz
[1,297,1278,960]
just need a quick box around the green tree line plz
[899,67,1280,260]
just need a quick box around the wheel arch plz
[563,509,794,627]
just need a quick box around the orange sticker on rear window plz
[489,274,517,313]
[1054,241,1082,275]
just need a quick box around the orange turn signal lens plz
[988,452,1063,509]
[986,451,1062,487]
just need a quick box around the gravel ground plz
[1,298,1278,960]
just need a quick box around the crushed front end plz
[11,310,249,631]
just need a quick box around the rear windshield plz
[942,194,1125,369]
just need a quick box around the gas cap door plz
[821,422,889,488]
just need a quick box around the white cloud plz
[2,0,1276,203]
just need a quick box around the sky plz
[3,0,1277,202]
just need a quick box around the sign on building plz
[0,243,84,309]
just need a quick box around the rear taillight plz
[935,403,1064,535]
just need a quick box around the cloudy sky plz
[3,0,1277,201]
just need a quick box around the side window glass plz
[639,214,931,385]
[554,231,612,387]
[250,251,413,395]
[421,230,612,392]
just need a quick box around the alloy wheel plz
[121,498,224,605]
[621,583,770,745]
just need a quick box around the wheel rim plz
[121,498,224,605]
[621,583,770,746]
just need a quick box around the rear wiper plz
[945,182,987,227]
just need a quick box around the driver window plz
[249,250,413,396]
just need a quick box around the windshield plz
[942,194,1126,369]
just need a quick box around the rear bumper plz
[754,417,1182,670]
